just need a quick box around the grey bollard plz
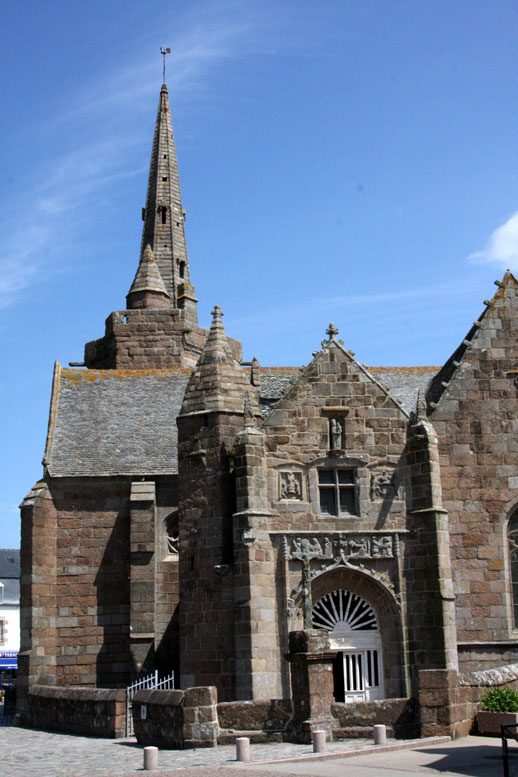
[236,736,251,762]
[312,729,326,753]
[373,724,386,745]
[143,746,159,770]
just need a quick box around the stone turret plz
[177,306,250,700]
[180,305,250,414]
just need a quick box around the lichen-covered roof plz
[46,364,191,477]
[259,365,438,415]
[259,367,300,399]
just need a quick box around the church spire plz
[140,82,197,322]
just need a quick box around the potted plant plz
[477,688,518,735]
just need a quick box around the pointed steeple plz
[140,83,197,321]
[126,244,170,309]
[180,305,251,416]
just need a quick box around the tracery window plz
[508,513,518,627]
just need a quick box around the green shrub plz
[480,688,518,712]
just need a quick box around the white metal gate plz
[343,648,382,702]
[126,670,175,736]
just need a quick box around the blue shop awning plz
[0,652,17,669]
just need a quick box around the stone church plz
[18,80,518,726]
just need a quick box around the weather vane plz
[160,47,171,83]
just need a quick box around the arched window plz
[163,512,179,557]
[508,512,518,627]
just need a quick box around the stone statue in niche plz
[280,471,302,500]
[330,418,343,449]
[372,536,393,557]
[371,471,398,500]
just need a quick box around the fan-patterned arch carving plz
[312,589,378,633]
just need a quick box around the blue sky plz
[2,0,518,548]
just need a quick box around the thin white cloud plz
[469,211,518,271]
[228,279,481,331]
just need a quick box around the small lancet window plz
[162,176,167,181]
[508,512,518,627]
[164,512,179,557]
[179,261,186,279]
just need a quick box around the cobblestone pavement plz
[0,723,446,777]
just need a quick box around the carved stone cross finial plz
[326,322,339,341]
[211,304,224,322]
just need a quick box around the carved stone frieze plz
[283,533,398,561]
[289,553,401,609]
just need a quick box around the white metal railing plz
[126,669,175,736]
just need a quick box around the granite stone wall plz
[25,686,126,738]
[431,275,518,667]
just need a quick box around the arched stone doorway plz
[306,566,405,701]
[312,589,383,702]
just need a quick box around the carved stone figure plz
[372,536,393,557]
[348,537,370,557]
[371,471,397,500]
[330,418,343,449]
[290,536,325,560]
[301,556,313,630]
[243,391,256,428]
[280,471,302,500]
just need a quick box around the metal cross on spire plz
[160,47,171,83]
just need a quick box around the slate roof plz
[45,360,438,478]
[367,366,439,415]
[259,365,438,416]
[0,550,20,605]
[0,550,19,579]
[45,364,191,477]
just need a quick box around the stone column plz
[17,481,58,720]
[129,481,156,677]
[285,630,337,743]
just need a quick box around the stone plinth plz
[286,630,336,743]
